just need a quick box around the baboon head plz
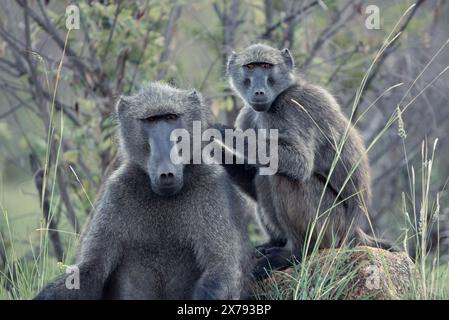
[227,43,296,112]
[117,82,210,197]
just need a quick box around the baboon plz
[35,82,251,299]
[221,43,374,278]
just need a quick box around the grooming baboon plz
[35,82,251,299]
[220,44,373,278]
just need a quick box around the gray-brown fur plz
[35,82,251,299]
[226,44,372,274]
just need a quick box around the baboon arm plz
[34,275,77,300]
[314,158,360,207]
[276,131,315,181]
[192,224,243,299]
[210,122,258,199]
[35,204,122,300]
[34,262,111,300]
[192,262,242,300]
[221,162,258,200]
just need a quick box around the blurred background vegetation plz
[0,0,448,299]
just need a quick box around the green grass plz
[254,4,449,300]
[256,140,449,299]
[254,247,360,300]
[1,28,80,300]
[0,179,39,256]
[0,181,79,299]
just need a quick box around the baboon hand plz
[193,271,239,300]
[253,247,296,280]
[254,238,287,258]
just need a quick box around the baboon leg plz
[35,263,106,300]
[255,176,286,251]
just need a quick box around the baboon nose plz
[159,172,175,185]
[254,90,265,96]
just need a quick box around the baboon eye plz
[142,114,177,123]
[143,116,158,122]
[243,78,251,86]
[262,63,273,69]
[164,113,178,121]
[245,63,256,70]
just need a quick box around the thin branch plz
[29,153,64,261]
[128,12,166,93]
[302,0,356,68]
[56,169,79,232]
[16,0,90,84]
[101,0,123,63]
[156,5,183,80]
[113,47,130,96]
[326,44,360,85]
[349,0,426,117]
[0,103,23,119]
[260,0,319,39]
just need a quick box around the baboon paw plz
[252,247,294,280]
[254,239,287,258]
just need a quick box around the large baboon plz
[35,82,251,299]
[221,44,374,278]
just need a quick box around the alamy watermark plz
[66,4,80,30]
[63,265,80,290]
[169,121,279,176]
[365,5,380,30]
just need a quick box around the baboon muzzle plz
[147,121,184,197]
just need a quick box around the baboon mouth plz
[250,101,271,111]
[152,184,184,197]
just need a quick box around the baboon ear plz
[226,51,237,75]
[281,48,294,69]
[188,89,203,104]
[116,96,131,116]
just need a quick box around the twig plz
[260,0,319,39]
[16,0,90,84]
[113,48,130,97]
[29,153,64,261]
[56,170,79,232]
[101,0,123,64]
[349,0,426,118]
[302,0,356,68]
[326,44,360,85]
[0,103,23,119]
[156,5,183,80]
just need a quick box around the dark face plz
[228,46,295,112]
[241,63,277,112]
[141,113,185,197]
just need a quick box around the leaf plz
[0,122,11,140]
[63,150,79,163]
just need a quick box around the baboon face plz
[141,113,185,196]
[117,83,209,197]
[227,44,295,112]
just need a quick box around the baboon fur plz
[226,44,372,265]
[35,82,252,299]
